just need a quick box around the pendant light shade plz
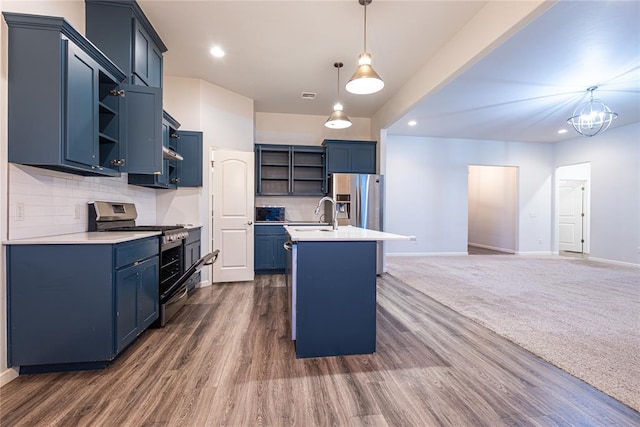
[346,0,384,95]
[567,86,618,137]
[325,62,352,129]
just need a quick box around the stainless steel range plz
[88,201,216,326]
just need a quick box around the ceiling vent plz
[301,92,317,100]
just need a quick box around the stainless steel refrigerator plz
[326,173,384,274]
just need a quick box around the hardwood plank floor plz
[1,273,638,426]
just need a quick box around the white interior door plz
[211,150,255,283]
[559,179,585,253]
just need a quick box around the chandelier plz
[567,86,618,137]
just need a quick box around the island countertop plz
[284,225,414,242]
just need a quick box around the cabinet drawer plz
[115,237,158,268]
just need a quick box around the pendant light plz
[346,0,384,95]
[325,62,352,129]
[567,86,618,137]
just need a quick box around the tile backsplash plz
[8,164,156,240]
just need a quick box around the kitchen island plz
[284,225,413,358]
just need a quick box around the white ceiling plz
[139,1,640,144]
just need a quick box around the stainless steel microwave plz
[256,206,285,222]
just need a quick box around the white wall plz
[385,135,553,256]
[468,165,518,253]
[554,123,640,265]
[159,76,254,285]
[255,112,371,146]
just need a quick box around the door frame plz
[554,163,591,255]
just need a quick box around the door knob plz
[247,221,253,225]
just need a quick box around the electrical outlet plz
[16,202,25,221]
[74,205,81,219]
[538,239,543,244]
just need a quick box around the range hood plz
[162,146,184,161]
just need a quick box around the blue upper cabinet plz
[128,112,203,189]
[85,0,167,88]
[4,12,126,177]
[176,130,204,187]
[322,140,377,175]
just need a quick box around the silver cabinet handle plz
[283,241,293,251]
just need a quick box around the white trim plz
[515,251,554,255]
[468,242,515,254]
[386,252,468,257]
[0,367,19,388]
[588,257,640,269]
[195,280,211,289]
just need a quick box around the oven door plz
[160,250,219,304]
[159,250,219,327]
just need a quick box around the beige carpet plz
[386,254,640,411]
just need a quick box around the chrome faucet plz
[314,196,338,230]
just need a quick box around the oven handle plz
[203,249,220,266]
[160,251,216,302]
[166,286,188,305]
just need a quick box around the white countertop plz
[284,225,415,242]
[3,231,161,245]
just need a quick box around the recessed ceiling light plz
[558,129,568,134]
[210,46,225,58]
[408,120,417,126]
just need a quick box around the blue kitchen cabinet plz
[292,240,377,358]
[256,144,326,196]
[85,0,166,88]
[322,140,377,174]
[255,225,288,273]
[6,237,159,373]
[116,254,159,352]
[176,131,204,187]
[183,227,202,292]
[129,112,203,189]
[4,12,163,177]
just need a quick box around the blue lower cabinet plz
[183,228,202,292]
[116,255,159,353]
[6,237,159,373]
[254,225,287,273]
[294,241,377,358]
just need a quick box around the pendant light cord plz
[363,1,367,53]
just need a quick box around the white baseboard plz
[588,257,640,268]
[195,280,211,289]
[515,251,554,255]
[0,367,19,388]
[386,252,468,257]
[468,242,515,254]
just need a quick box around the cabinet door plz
[138,256,160,330]
[176,130,204,187]
[158,122,171,186]
[115,263,140,353]
[255,235,274,270]
[132,20,163,88]
[350,144,376,174]
[66,41,99,168]
[273,233,289,270]
[326,144,351,174]
[118,83,163,174]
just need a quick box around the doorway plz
[209,149,255,283]
[467,165,518,254]
[556,163,590,257]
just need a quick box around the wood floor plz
[1,274,638,426]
